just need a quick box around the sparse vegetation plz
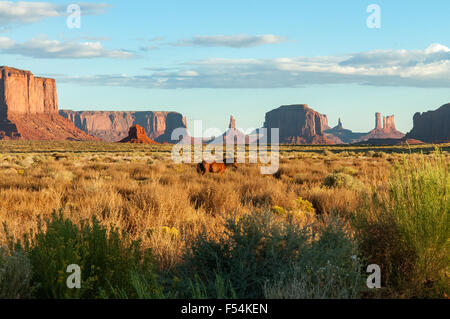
[354,149,450,298]
[0,141,448,299]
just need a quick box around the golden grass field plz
[1,140,448,274]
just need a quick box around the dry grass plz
[0,141,448,272]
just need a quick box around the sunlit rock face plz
[59,110,189,143]
[0,66,97,141]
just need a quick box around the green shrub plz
[6,211,159,299]
[177,212,364,299]
[0,247,34,299]
[264,218,364,299]
[355,149,450,298]
[323,172,362,190]
[334,167,358,176]
[177,212,308,298]
[185,274,237,299]
[111,270,166,299]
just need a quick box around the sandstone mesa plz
[0,66,97,141]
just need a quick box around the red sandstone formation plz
[223,115,249,144]
[229,115,236,129]
[356,113,405,142]
[263,104,334,144]
[406,103,450,143]
[0,66,97,141]
[119,124,159,144]
[375,112,382,130]
[59,110,189,143]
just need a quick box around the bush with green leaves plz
[0,247,34,299]
[354,149,450,298]
[264,219,364,299]
[6,211,161,299]
[176,212,364,299]
[323,172,362,190]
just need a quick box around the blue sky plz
[0,0,449,133]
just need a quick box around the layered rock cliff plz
[0,66,97,140]
[406,103,450,143]
[59,110,189,143]
[0,66,58,115]
[263,104,334,144]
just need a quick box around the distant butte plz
[60,110,189,143]
[119,124,159,144]
[355,113,405,142]
[406,103,450,143]
[263,104,334,144]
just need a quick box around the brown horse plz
[197,158,238,175]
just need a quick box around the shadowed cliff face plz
[59,110,189,143]
[263,104,333,144]
[0,66,96,141]
[406,103,450,143]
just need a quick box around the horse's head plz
[224,157,238,170]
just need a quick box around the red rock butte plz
[263,104,334,144]
[119,124,159,144]
[406,103,450,143]
[0,66,97,140]
[356,112,405,142]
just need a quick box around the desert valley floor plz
[0,141,448,299]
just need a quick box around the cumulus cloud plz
[0,36,133,59]
[0,1,110,26]
[56,43,450,88]
[177,34,286,48]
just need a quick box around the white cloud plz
[425,43,450,54]
[177,34,286,48]
[0,36,133,59]
[0,1,110,26]
[56,43,450,88]
[178,70,199,77]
